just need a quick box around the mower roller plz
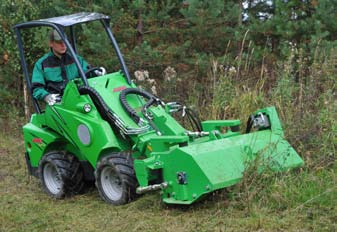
[14,12,304,205]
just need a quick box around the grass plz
[0,126,336,231]
[1,45,336,231]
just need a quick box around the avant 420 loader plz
[14,12,304,205]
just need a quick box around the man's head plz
[49,30,67,57]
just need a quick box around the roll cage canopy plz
[14,12,110,28]
[13,12,131,113]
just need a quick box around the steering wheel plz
[85,67,106,78]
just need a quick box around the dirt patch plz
[0,148,10,156]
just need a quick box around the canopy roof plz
[14,12,110,29]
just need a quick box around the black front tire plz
[39,151,84,199]
[95,152,137,205]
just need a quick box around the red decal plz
[32,138,43,144]
[113,86,127,92]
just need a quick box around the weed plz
[1,42,336,232]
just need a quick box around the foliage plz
[0,120,336,231]
[0,1,336,230]
[0,0,37,112]
[1,0,336,109]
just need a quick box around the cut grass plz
[0,131,336,232]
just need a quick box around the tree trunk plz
[237,0,243,56]
[23,80,30,120]
[136,9,143,45]
[238,0,243,27]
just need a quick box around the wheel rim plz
[100,166,123,201]
[43,163,62,195]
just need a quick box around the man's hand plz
[44,94,61,106]
[94,67,106,76]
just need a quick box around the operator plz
[31,30,102,105]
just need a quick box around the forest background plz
[0,0,336,231]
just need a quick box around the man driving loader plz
[31,30,104,105]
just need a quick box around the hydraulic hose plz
[79,86,151,135]
[171,103,202,132]
[245,115,254,133]
[119,88,156,124]
[185,107,202,132]
[78,86,110,121]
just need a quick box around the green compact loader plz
[14,12,304,205]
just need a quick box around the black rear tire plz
[39,151,84,199]
[95,152,137,205]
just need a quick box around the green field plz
[1,128,335,232]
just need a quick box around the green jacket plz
[32,51,88,100]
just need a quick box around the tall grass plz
[180,42,337,165]
[0,43,336,231]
